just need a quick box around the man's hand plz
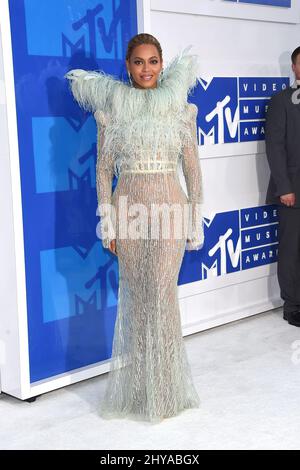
[280,193,296,207]
[108,239,118,256]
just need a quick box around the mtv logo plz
[180,204,278,285]
[195,78,239,145]
[23,0,133,59]
[195,76,289,146]
[32,116,97,193]
[40,244,118,322]
[202,211,241,279]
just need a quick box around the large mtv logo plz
[40,244,118,322]
[224,0,291,6]
[24,0,133,58]
[32,116,98,193]
[195,77,289,145]
[182,205,278,284]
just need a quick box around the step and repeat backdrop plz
[0,0,299,397]
[151,0,299,332]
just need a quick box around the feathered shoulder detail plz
[64,45,199,116]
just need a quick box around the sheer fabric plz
[95,104,203,423]
[65,47,204,423]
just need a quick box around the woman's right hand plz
[108,239,118,256]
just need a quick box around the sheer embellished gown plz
[65,46,204,423]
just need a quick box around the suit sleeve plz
[265,93,292,197]
[181,103,204,251]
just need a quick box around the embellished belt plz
[121,160,178,174]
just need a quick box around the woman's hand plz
[108,239,118,256]
[186,237,204,251]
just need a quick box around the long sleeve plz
[265,93,292,197]
[95,110,116,249]
[65,69,116,249]
[64,68,116,113]
[182,103,204,251]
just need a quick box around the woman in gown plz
[65,34,204,424]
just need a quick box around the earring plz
[127,70,133,86]
[158,67,164,85]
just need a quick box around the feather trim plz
[64,45,199,115]
[64,45,199,175]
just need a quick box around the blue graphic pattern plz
[8,0,280,384]
[8,0,137,382]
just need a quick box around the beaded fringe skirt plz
[99,171,200,424]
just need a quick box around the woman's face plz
[126,44,163,89]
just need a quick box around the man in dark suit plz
[265,46,300,327]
